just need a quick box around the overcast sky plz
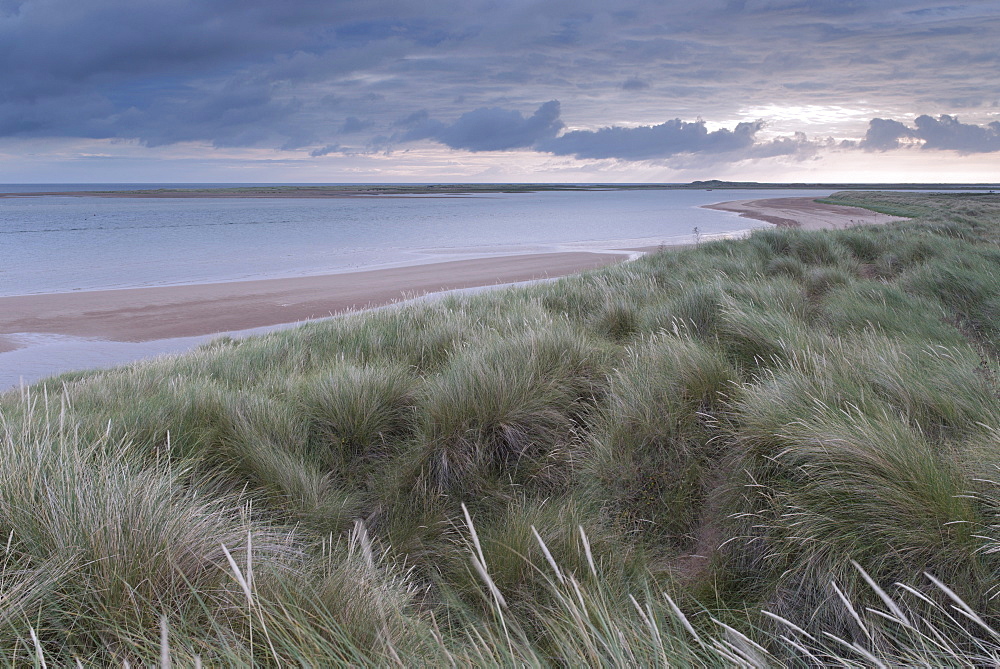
[1,0,998,183]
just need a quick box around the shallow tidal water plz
[0,186,837,388]
[0,187,836,296]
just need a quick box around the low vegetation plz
[2,191,999,665]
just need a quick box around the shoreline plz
[0,195,904,388]
[0,251,625,347]
[1,197,903,351]
[703,196,907,230]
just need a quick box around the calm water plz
[0,187,836,296]
[0,186,840,388]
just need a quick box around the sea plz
[1,184,837,388]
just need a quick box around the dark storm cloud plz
[340,117,374,134]
[620,78,650,91]
[0,0,998,166]
[537,119,764,160]
[122,80,303,148]
[861,115,1000,152]
[914,115,1000,151]
[0,0,471,145]
[401,101,563,152]
[859,118,917,150]
[309,144,342,157]
[402,101,817,164]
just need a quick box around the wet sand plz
[704,196,907,230]
[0,252,624,345]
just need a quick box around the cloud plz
[620,77,649,91]
[537,118,764,160]
[860,114,1000,152]
[340,116,374,133]
[309,144,342,157]
[120,79,305,148]
[395,109,432,127]
[859,117,916,150]
[914,114,1000,152]
[744,131,816,159]
[399,102,819,165]
[402,101,563,152]
[1,0,999,180]
[0,0,466,147]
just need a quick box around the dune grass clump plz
[815,280,968,345]
[904,254,1000,350]
[0,393,298,664]
[747,227,854,268]
[3,190,1000,663]
[665,281,726,339]
[413,320,611,498]
[587,335,736,549]
[297,362,417,479]
[441,496,645,621]
[728,400,991,637]
[268,300,473,373]
[56,369,240,466]
[716,299,813,371]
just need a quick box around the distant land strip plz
[1,181,999,198]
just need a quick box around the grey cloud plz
[860,117,915,150]
[745,131,815,159]
[119,80,303,148]
[309,144,342,157]
[0,0,473,144]
[404,101,563,152]
[341,117,374,133]
[914,114,1000,151]
[0,0,998,166]
[537,119,763,160]
[620,78,649,91]
[401,101,821,164]
[861,115,1000,152]
[396,110,432,127]
[782,81,827,91]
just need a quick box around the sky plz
[1,0,999,183]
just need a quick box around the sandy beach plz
[704,196,907,230]
[0,252,623,348]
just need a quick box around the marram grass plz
[2,191,1000,664]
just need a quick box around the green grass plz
[2,191,1000,664]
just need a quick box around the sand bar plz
[705,196,907,230]
[0,252,623,345]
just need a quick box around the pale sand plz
[704,196,907,230]
[0,252,623,347]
